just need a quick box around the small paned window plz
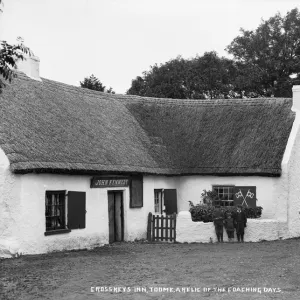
[45,190,86,235]
[212,186,234,206]
[154,190,163,214]
[45,190,66,231]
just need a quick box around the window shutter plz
[130,176,143,208]
[233,186,256,208]
[68,191,86,229]
[164,189,177,214]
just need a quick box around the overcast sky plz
[1,0,299,93]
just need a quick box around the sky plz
[1,0,299,94]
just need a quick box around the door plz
[108,191,124,243]
[164,189,177,215]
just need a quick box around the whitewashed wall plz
[286,111,300,238]
[0,168,289,257]
[0,169,155,257]
[19,174,112,255]
[0,149,22,258]
[177,176,278,219]
[143,175,280,219]
[176,211,288,243]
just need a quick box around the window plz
[45,190,67,232]
[212,185,257,208]
[154,189,163,214]
[45,190,86,235]
[212,186,234,206]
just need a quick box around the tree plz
[127,56,194,99]
[127,53,237,99]
[127,76,147,96]
[191,52,236,99]
[80,74,115,94]
[0,37,32,90]
[226,8,300,97]
[0,2,32,90]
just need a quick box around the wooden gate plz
[147,212,177,242]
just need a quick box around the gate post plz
[147,212,152,241]
[173,212,177,242]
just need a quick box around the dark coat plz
[233,211,247,234]
[212,209,224,226]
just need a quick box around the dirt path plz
[1,239,300,300]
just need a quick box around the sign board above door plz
[91,177,130,188]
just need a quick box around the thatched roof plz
[0,73,295,176]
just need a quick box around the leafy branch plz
[0,37,32,89]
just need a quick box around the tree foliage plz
[127,56,193,99]
[0,37,32,90]
[127,53,237,99]
[80,74,115,94]
[191,52,236,99]
[226,8,300,97]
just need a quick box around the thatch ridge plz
[0,73,295,176]
[113,92,290,106]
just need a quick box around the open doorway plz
[107,191,124,243]
[154,189,177,215]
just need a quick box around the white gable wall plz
[286,111,300,238]
[279,87,300,237]
[0,148,23,258]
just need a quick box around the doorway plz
[154,189,177,215]
[107,191,124,243]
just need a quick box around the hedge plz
[189,201,263,222]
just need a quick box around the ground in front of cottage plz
[1,239,300,300]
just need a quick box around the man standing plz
[212,205,224,242]
[234,205,247,242]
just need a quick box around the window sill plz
[44,229,71,236]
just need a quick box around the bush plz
[188,201,263,222]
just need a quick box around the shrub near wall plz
[188,201,263,222]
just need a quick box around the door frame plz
[107,190,124,243]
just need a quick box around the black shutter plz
[233,186,256,208]
[130,176,143,208]
[164,189,177,215]
[68,191,86,229]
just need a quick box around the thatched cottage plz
[1,57,300,257]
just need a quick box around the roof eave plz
[10,164,281,177]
